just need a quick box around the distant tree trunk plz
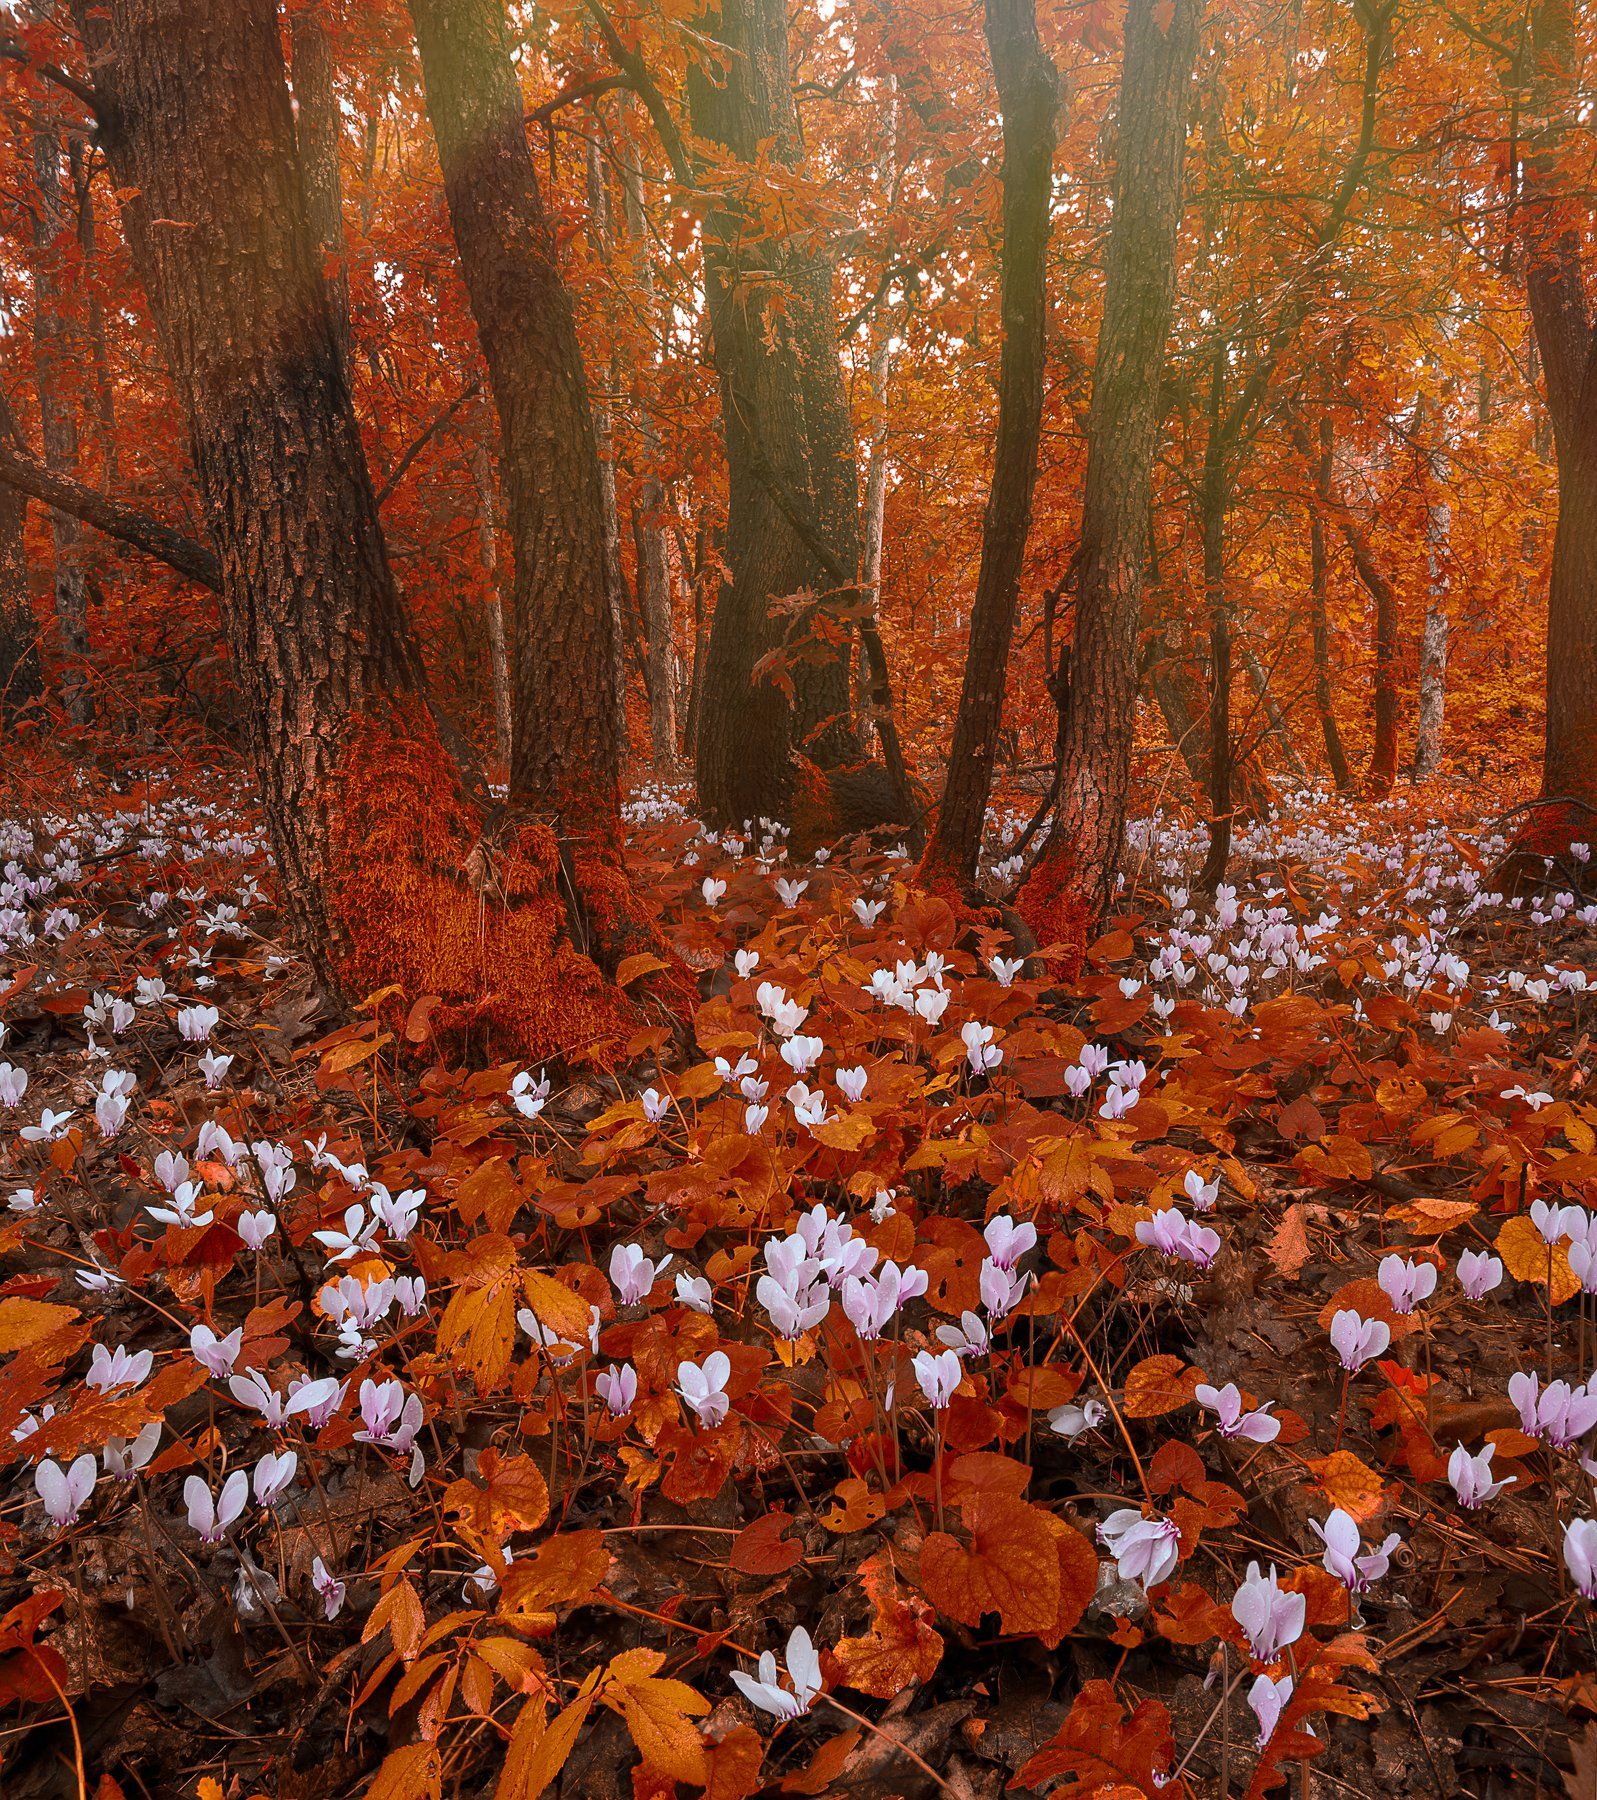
[619,130,679,774]
[687,0,863,824]
[1517,0,1597,837]
[472,435,513,768]
[288,6,352,367]
[921,0,1059,891]
[0,391,41,720]
[1299,414,1353,791]
[1241,631,1306,780]
[28,84,91,720]
[1197,372,1234,892]
[1015,0,1199,945]
[1331,502,1400,796]
[1412,406,1450,778]
[79,0,660,1056]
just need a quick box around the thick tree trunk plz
[29,92,91,720]
[472,436,513,769]
[1301,415,1354,791]
[921,0,1059,891]
[288,6,353,367]
[1016,0,1199,948]
[1412,420,1450,778]
[80,0,652,1058]
[688,0,862,824]
[1518,0,1597,836]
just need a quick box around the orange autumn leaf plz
[1121,1355,1201,1419]
[828,1551,943,1697]
[1306,1450,1385,1523]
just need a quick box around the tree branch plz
[374,379,483,508]
[577,0,693,185]
[0,441,220,592]
[0,34,101,115]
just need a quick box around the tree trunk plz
[1518,0,1597,837]
[1241,632,1306,780]
[80,0,655,1058]
[1332,503,1400,796]
[1015,0,1199,949]
[1197,385,1234,892]
[288,5,353,367]
[921,0,1059,891]
[1300,414,1353,791]
[619,130,679,774]
[1412,407,1450,778]
[688,0,863,824]
[28,79,91,721]
[472,435,513,769]
[0,391,41,721]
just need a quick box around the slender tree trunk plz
[1301,414,1353,791]
[472,435,513,769]
[0,391,41,721]
[688,0,862,824]
[80,0,655,1057]
[1016,0,1200,947]
[1197,384,1234,892]
[1412,406,1450,778]
[1241,631,1306,779]
[921,0,1059,891]
[619,130,679,773]
[69,139,117,490]
[29,84,91,720]
[1332,502,1400,796]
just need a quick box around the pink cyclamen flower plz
[1231,1562,1305,1663]
[677,1351,731,1428]
[1508,1371,1597,1449]
[610,1242,671,1307]
[1377,1254,1437,1316]
[1098,1508,1181,1589]
[185,1470,248,1544]
[912,1347,962,1410]
[311,1556,346,1620]
[35,1454,97,1527]
[1311,1507,1399,1593]
[1328,1309,1390,1373]
[190,1323,242,1378]
[1135,1208,1221,1269]
[978,1257,1029,1320]
[982,1213,1036,1272]
[595,1363,637,1418]
[252,1450,298,1507]
[1194,1381,1280,1444]
[355,1378,423,1452]
[1248,1672,1293,1749]
[86,1343,153,1394]
[1447,1442,1515,1509]
[1565,1518,1597,1599]
[1184,1170,1220,1212]
[842,1260,926,1341]
[1456,1250,1503,1300]
[731,1625,821,1721]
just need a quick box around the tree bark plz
[1412,400,1450,778]
[472,434,513,769]
[921,0,1059,891]
[406,0,623,836]
[28,64,91,720]
[1299,414,1353,791]
[288,5,352,367]
[687,0,863,824]
[1518,0,1597,831]
[0,390,42,720]
[1331,501,1400,796]
[1197,369,1234,892]
[78,0,655,1058]
[1015,0,1199,947]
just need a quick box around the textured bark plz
[75,0,425,974]
[688,0,862,823]
[472,436,513,768]
[1413,410,1451,778]
[28,70,90,719]
[619,131,679,772]
[1332,502,1400,797]
[1299,414,1354,791]
[1520,0,1597,820]
[0,391,42,720]
[69,138,117,490]
[1016,0,1199,940]
[407,0,622,834]
[288,6,352,367]
[922,0,1059,890]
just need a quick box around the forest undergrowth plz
[0,743,1594,1800]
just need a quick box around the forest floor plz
[0,740,1594,1800]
